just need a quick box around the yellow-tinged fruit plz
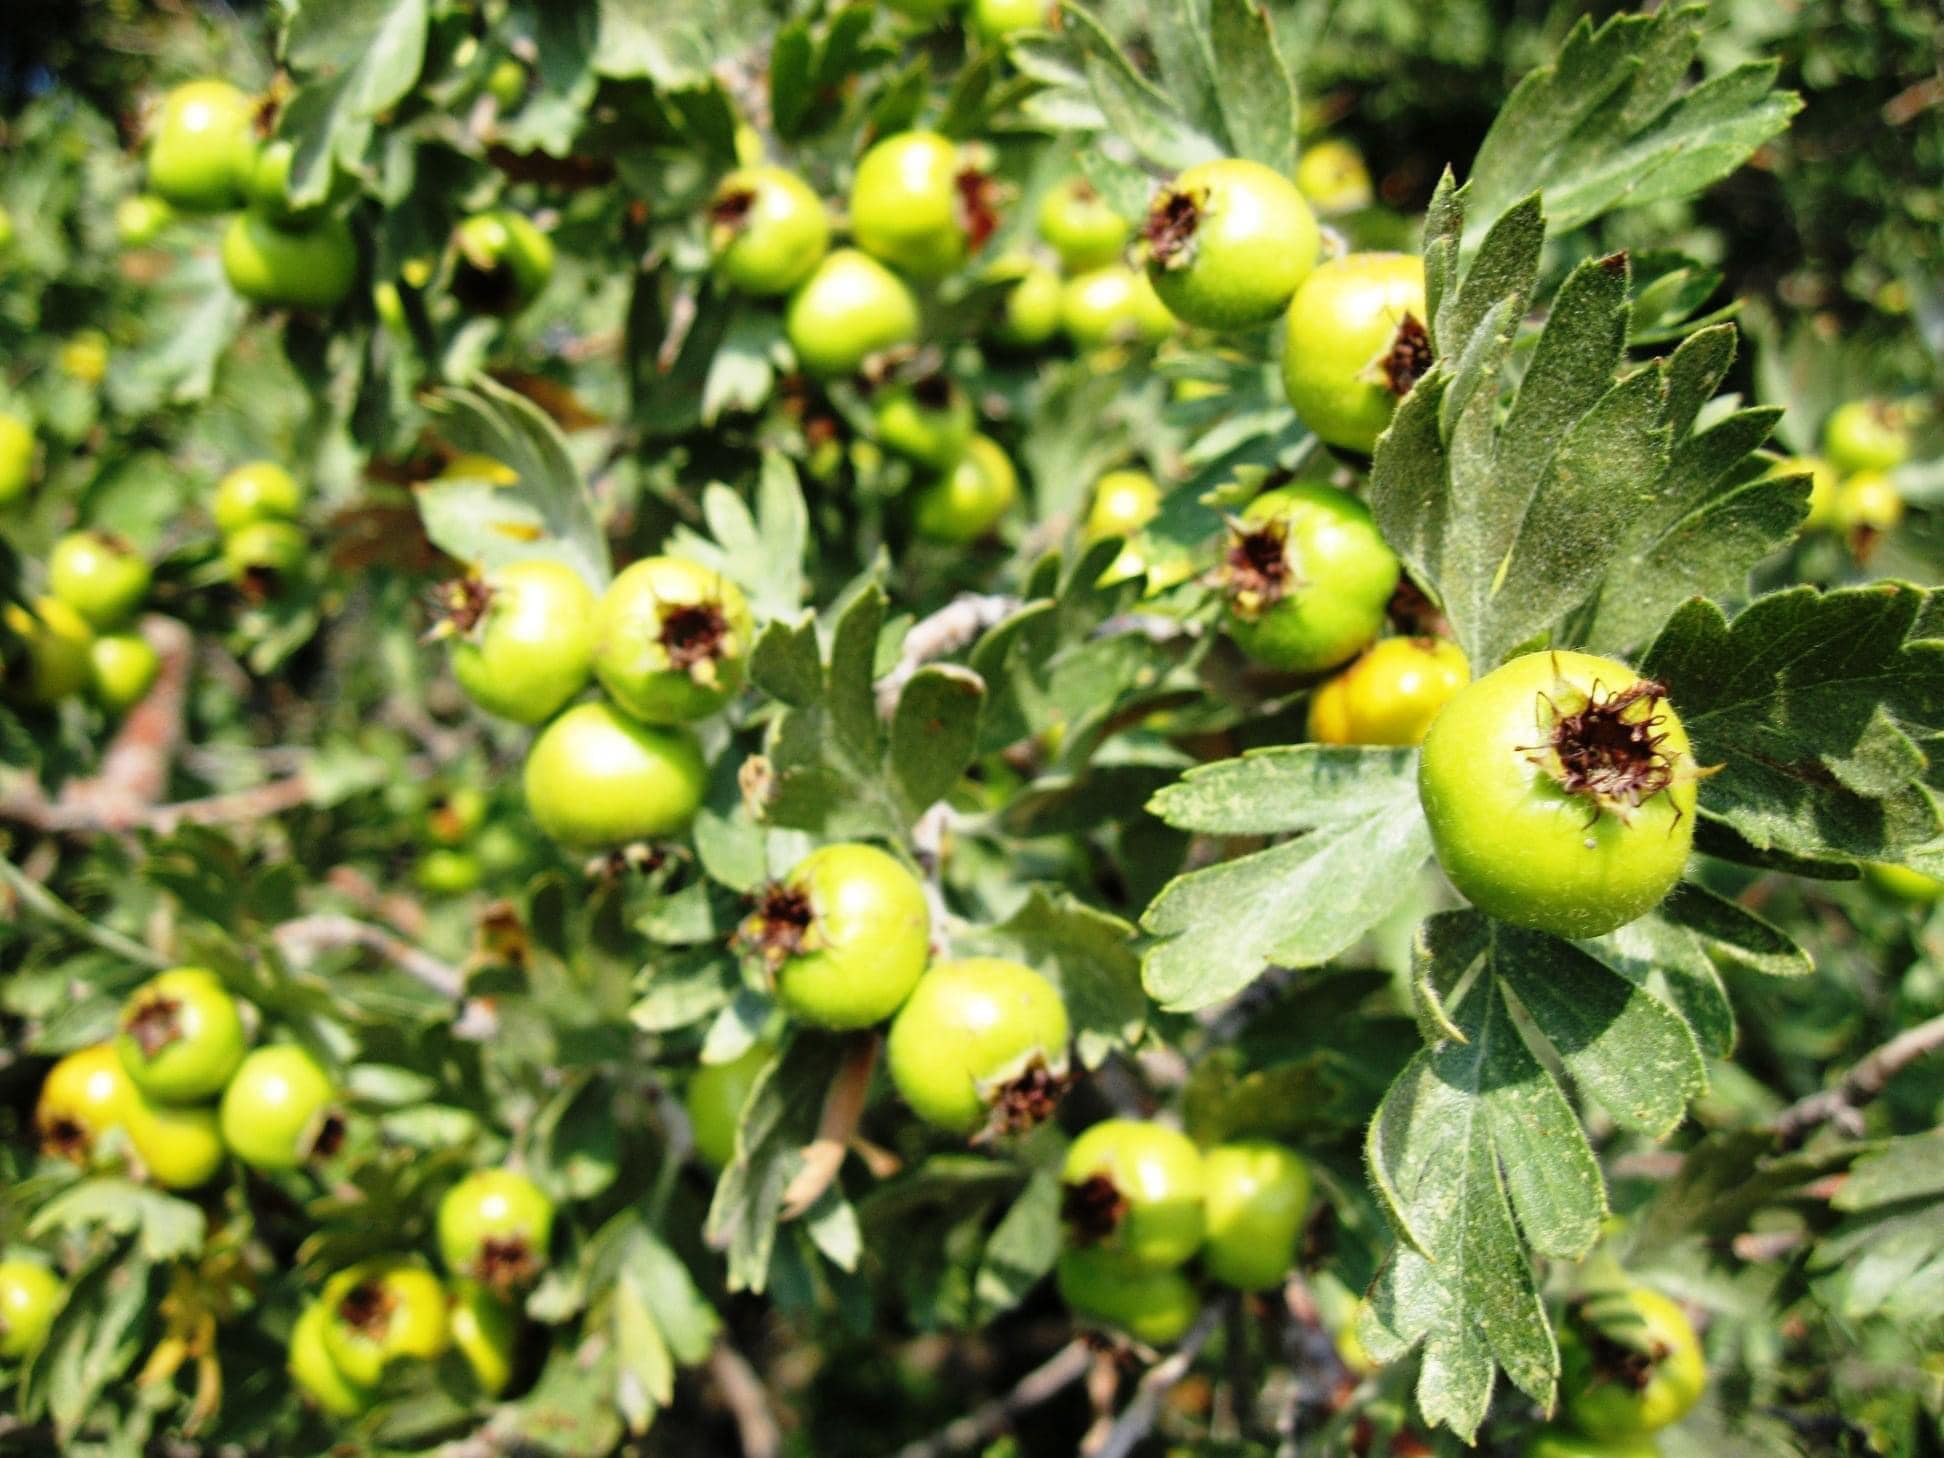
[1307,637,1470,747]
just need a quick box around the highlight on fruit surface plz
[1281,251,1430,454]
[592,556,753,723]
[886,956,1071,1135]
[522,701,707,847]
[1059,1118,1206,1273]
[1144,158,1320,330]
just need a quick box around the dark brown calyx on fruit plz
[658,599,731,681]
[338,1280,396,1340]
[309,1112,347,1161]
[453,257,518,316]
[1061,1174,1128,1243]
[1144,187,1202,269]
[124,993,184,1058]
[1382,315,1432,397]
[1573,1304,1669,1392]
[1218,515,1296,617]
[438,576,493,638]
[911,369,956,412]
[473,1235,539,1294]
[237,564,284,604]
[954,167,1002,252]
[39,1114,89,1162]
[738,882,815,971]
[1525,673,1682,824]
[976,1060,1074,1143]
[707,185,757,236]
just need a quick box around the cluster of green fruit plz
[1055,1120,1312,1343]
[1,525,158,715]
[289,1169,555,1416]
[1524,1286,1707,1457]
[1767,397,1918,542]
[135,78,554,321]
[212,459,311,593]
[33,969,337,1193]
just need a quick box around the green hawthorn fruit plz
[687,1043,777,1168]
[987,255,1061,348]
[1558,1286,1706,1437]
[969,0,1047,40]
[1295,139,1374,215]
[742,843,931,1029]
[447,560,597,725]
[88,632,161,715]
[850,131,992,280]
[219,1044,338,1171]
[146,79,257,213]
[213,461,303,533]
[1056,1247,1197,1346]
[1762,454,1838,531]
[320,1258,451,1388]
[1200,1140,1311,1291]
[1281,252,1429,454]
[1061,1119,1206,1272]
[1307,637,1469,748]
[592,556,753,724]
[708,165,830,295]
[1038,176,1131,273]
[887,957,1070,1134]
[1523,1430,1663,1458]
[1145,158,1319,329]
[437,1169,556,1290]
[0,412,35,506]
[1835,470,1904,534]
[289,1299,374,1418]
[415,849,482,896]
[4,597,94,705]
[222,211,358,312]
[126,1094,227,1190]
[0,1260,62,1361]
[34,1044,134,1164]
[1864,862,1943,902]
[1059,264,1177,349]
[913,433,1019,543]
[448,1279,518,1397]
[452,210,555,315]
[1419,651,1699,939]
[873,371,975,467]
[1219,482,1399,673]
[115,193,176,248]
[522,701,707,846]
[49,530,151,630]
[785,247,921,376]
[115,966,247,1104]
[1823,399,1910,475]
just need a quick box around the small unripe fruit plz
[687,1043,776,1168]
[4,597,94,706]
[708,166,830,296]
[1559,1286,1706,1437]
[1061,1119,1206,1272]
[126,1095,227,1190]
[1823,399,1910,475]
[1059,264,1177,349]
[1200,1140,1311,1291]
[88,632,160,715]
[49,531,151,631]
[1084,469,1162,541]
[849,131,994,280]
[115,193,176,248]
[741,843,931,1030]
[592,556,753,724]
[1295,139,1374,215]
[147,80,257,213]
[1523,1431,1664,1458]
[1145,158,1320,329]
[452,211,555,315]
[35,1044,135,1163]
[213,461,303,533]
[987,255,1061,348]
[969,0,1048,41]
[289,1300,374,1418]
[1282,252,1429,455]
[1864,862,1943,902]
[1038,176,1130,273]
[1762,454,1838,531]
[448,1280,519,1396]
[219,1044,338,1171]
[913,433,1019,543]
[115,966,247,1104]
[522,701,707,847]
[872,372,975,467]
[1835,470,1904,535]
[887,957,1070,1133]
[785,248,921,377]
[1056,1247,1197,1346]
[1307,637,1469,747]
[485,59,527,111]
[0,413,35,505]
[223,520,309,592]
[447,560,598,725]
[0,1261,63,1361]
[320,1257,451,1388]
[1220,483,1399,674]
[222,211,359,312]
[437,1169,556,1291]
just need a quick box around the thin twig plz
[272,913,465,999]
[1771,1008,1944,1143]
[0,854,169,969]
[1087,1302,1226,1458]
[708,1342,782,1458]
[875,593,1023,716]
[892,1339,1094,1458]
[780,1034,879,1219]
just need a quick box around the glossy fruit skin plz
[452,211,554,315]
[223,520,309,585]
[1282,252,1429,454]
[1835,470,1904,534]
[1864,862,1943,902]
[0,1260,63,1361]
[35,1044,135,1162]
[448,1280,518,1396]
[969,0,1046,40]
[1059,265,1177,349]
[147,80,257,213]
[321,1258,451,1388]
[786,248,921,377]
[887,958,1071,1133]
[522,701,707,846]
[592,556,753,723]
[709,166,830,296]
[0,413,34,505]
[1038,177,1130,273]
[913,433,1019,543]
[1419,651,1698,939]
[1308,637,1470,747]
[1061,1119,1206,1272]
[450,560,597,725]
[686,1043,776,1168]
[289,1299,374,1418]
[1523,1430,1663,1458]
[486,58,527,110]
[88,631,160,715]
[1222,483,1399,674]
[49,531,151,631]
[219,1044,336,1171]
[214,461,303,533]
[759,843,931,1029]
[116,193,175,248]
[437,1169,556,1287]
[1559,1286,1706,1437]
[126,1095,227,1190]
[222,211,358,312]
[1146,159,1319,329]
[243,139,352,221]
[1823,400,1910,475]
[115,967,247,1104]
[1296,139,1375,215]
[1764,454,1839,531]
[850,131,973,280]
[4,597,94,706]
[1200,1140,1312,1291]
[989,256,1061,348]
[1056,1247,1197,1346]
[873,377,975,467]
[1085,469,1162,540]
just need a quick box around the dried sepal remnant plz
[975,1059,1073,1144]
[1522,665,1700,825]
[472,1235,540,1293]
[738,882,817,972]
[954,167,1002,252]
[658,599,731,681]
[707,186,757,234]
[1144,187,1202,268]
[39,1114,89,1161]
[1381,314,1432,397]
[1217,515,1297,618]
[1060,1172,1129,1244]
[125,992,185,1058]
[337,1280,396,1340]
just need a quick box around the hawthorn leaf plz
[1207,0,1298,176]
[890,665,985,817]
[1060,3,1222,170]
[280,0,430,207]
[967,887,1146,1066]
[1142,747,1432,1010]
